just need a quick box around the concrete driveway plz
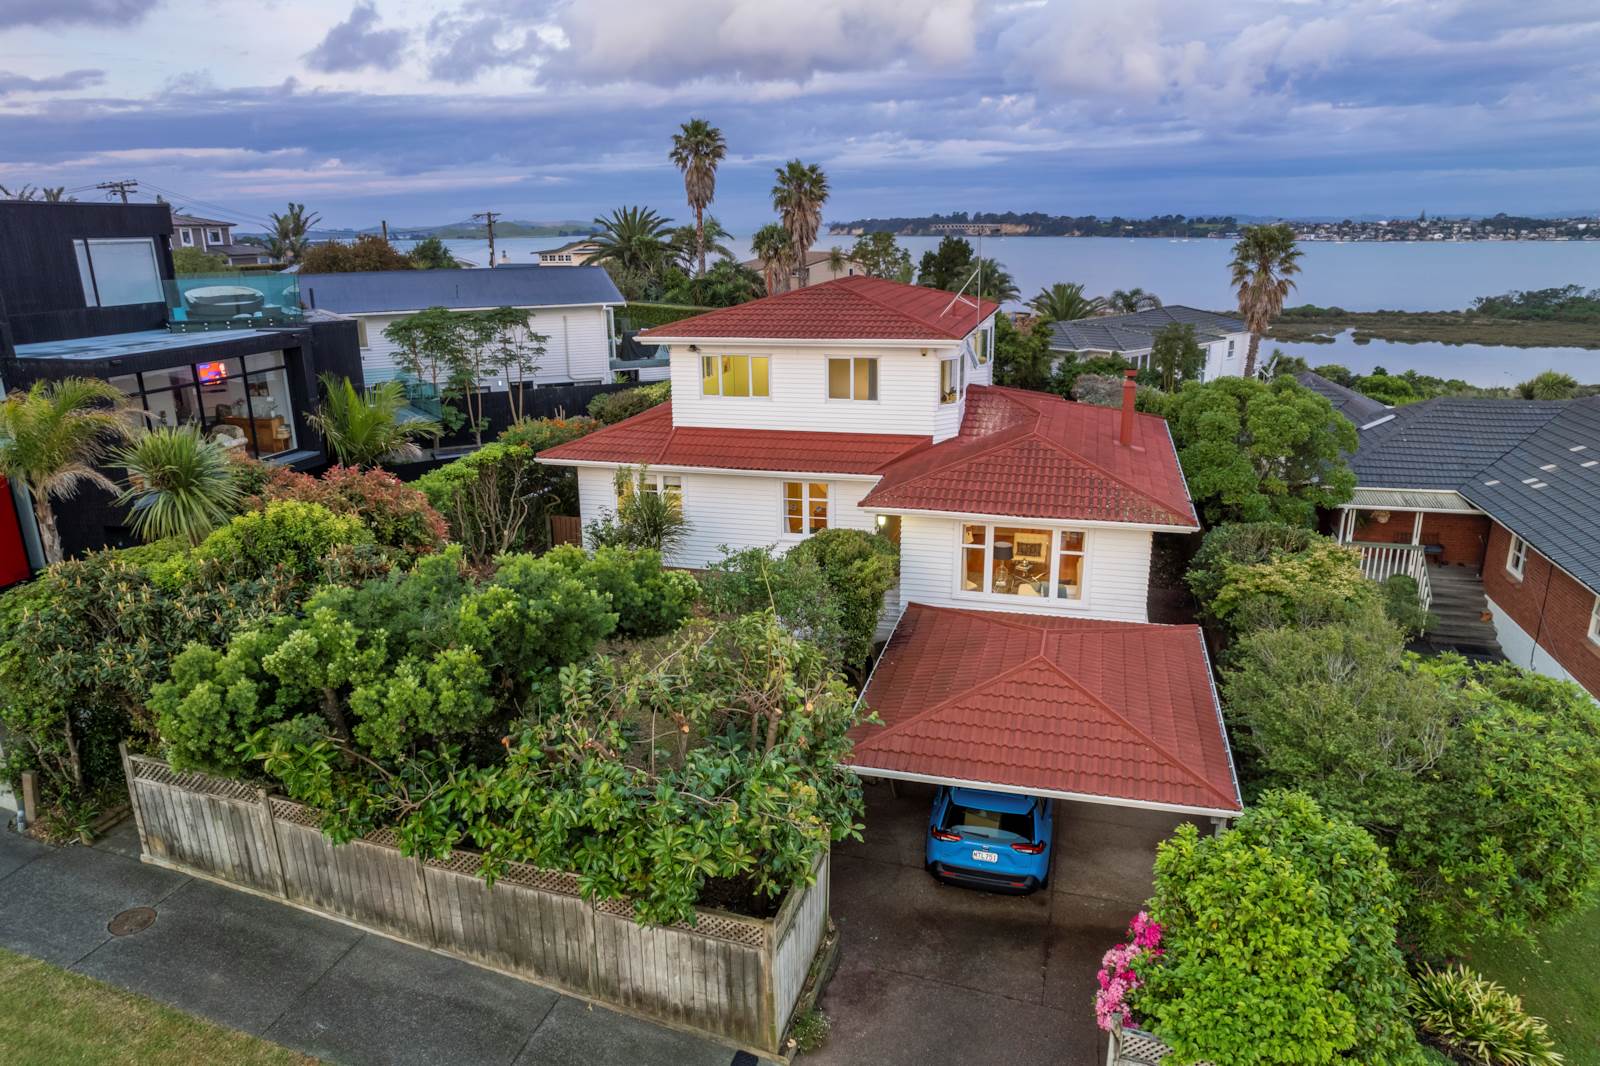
[809,780,1197,1066]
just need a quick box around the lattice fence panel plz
[128,758,260,803]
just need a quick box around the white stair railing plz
[1350,541,1433,612]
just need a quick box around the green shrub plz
[1409,965,1562,1066]
[167,500,372,585]
[413,443,553,566]
[585,467,689,557]
[1135,791,1424,1066]
[250,465,447,562]
[497,415,601,452]
[1380,573,1434,637]
[786,529,899,666]
[1186,521,1315,607]
[1207,538,1374,637]
[542,544,698,638]
[587,382,670,425]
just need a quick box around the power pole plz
[380,220,389,241]
[473,211,501,267]
[96,179,138,204]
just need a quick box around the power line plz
[473,211,502,267]
[94,179,138,203]
[135,180,278,230]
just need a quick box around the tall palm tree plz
[114,426,242,545]
[770,160,829,288]
[267,202,320,264]
[1107,288,1162,313]
[0,377,130,564]
[750,223,792,295]
[1229,223,1303,378]
[306,375,441,467]
[669,119,727,278]
[1030,282,1105,323]
[975,259,1019,304]
[588,206,674,282]
[669,217,734,272]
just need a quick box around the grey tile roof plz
[1047,305,1244,352]
[1295,370,1392,426]
[299,266,623,315]
[1347,395,1600,591]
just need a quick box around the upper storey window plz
[827,357,878,401]
[702,354,770,398]
[939,356,962,405]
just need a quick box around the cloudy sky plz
[1,0,1597,230]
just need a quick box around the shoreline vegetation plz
[1266,285,1600,350]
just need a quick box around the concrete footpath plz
[0,820,761,1066]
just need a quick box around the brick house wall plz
[1349,510,1491,568]
[1482,521,1600,698]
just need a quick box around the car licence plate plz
[971,849,998,864]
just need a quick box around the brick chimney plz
[1119,368,1137,446]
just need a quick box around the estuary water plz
[406,235,1600,386]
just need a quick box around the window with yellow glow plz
[827,357,878,401]
[701,354,770,398]
[960,523,1086,600]
[784,481,829,535]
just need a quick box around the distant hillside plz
[829,213,1237,238]
[237,220,599,241]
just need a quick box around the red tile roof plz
[637,276,999,342]
[851,604,1241,814]
[859,386,1199,527]
[536,401,929,475]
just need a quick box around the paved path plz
[0,821,760,1066]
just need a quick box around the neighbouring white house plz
[299,266,625,390]
[538,239,603,267]
[539,275,1242,824]
[741,249,868,292]
[1048,306,1250,381]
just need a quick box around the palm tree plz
[1229,223,1303,378]
[114,426,242,545]
[826,246,848,276]
[1030,282,1105,323]
[1107,288,1162,314]
[975,259,1019,304]
[0,377,130,564]
[669,119,728,278]
[751,223,793,295]
[588,206,674,284]
[267,202,320,264]
[669,216,734,272]
[306,375,441,467]
[771,160,829,287]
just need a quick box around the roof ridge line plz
[854,647,1060,753]
[1028,653,1239,809]
[1032,426,1197,526]
[839,277,974,334]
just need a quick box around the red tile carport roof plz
[536,400,930,475]
[637,275,999,341]
[850,604,1241,815]
[859,386,1199,528]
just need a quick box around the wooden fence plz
[549,514,583,547]
[121,750,827,1054]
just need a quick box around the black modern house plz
[0,200,364,565]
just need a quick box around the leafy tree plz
[1149,322,1205,392]
[771,160,830,287]
[266,202,320,264]
[1517,369,1579,400]
[972,258,1018,303]
[787,529,898,667]
[1136,791,1424,1066]
[917,236,974,291]
[667,215,735,274]
[660,258,762,307]
[750,222,792,295]
[1262,349,1311,379]
[414,442,561,566]
[1163,376,1357,526]
[172,246,232,274]
[669,118,728,278]
[850,232,912,281]
[1107,287,1161,313]
[475,307,547,422]
[588,206,675,300]
[114,426,242,545]
[542,544,699,638]
[1185,521,1315,608]
[299,234,414,274]
[0,377,130,564]
[992,313,1055,390]
[307,375,440,467]
[407,237,460,270]
[1354,371,1421,406]
[1229,223,1303,377]
[1029,281,1104,323]
[382,307,473,436]
[1049,354,1149,398]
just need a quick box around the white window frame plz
[781,481,829,538]
[939,357,961,405]
[206,228,223,246]
[956,522,1089,603]
[972,327,990,366]
[180,228,194,247]
[1589,595,1600,645]
[1507,534,1528,579]
[826,356,878,402]
[356,319,370,349]
[700,353,771,399]
[635,472,682,506]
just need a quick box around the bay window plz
[827,357,877,401]
[784,481,828,535]
[960,523,1085,600]
[939,357,960,404]
[701,354,770,398]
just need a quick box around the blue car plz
[926,786,1054,893]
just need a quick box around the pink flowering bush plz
[1093,911,1163,1031]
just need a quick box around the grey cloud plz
[0,68,105,95]
[303,2,409,74]
[0,0,156,27]
[425,10,537,83]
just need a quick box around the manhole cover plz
[108,907,157,936]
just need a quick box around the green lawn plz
[1464,905,1600,1065]
[0,948,315,1066]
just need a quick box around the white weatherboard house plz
[539,276,1242,828]
[1048,306,1250,381]
[299,266,624,390]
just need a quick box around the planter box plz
[1109,1024,1216,1066]
[121,751,828,1055]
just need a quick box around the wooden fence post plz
[255,788,290,900]
[116,743,146,853]
[18,771,38,831]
